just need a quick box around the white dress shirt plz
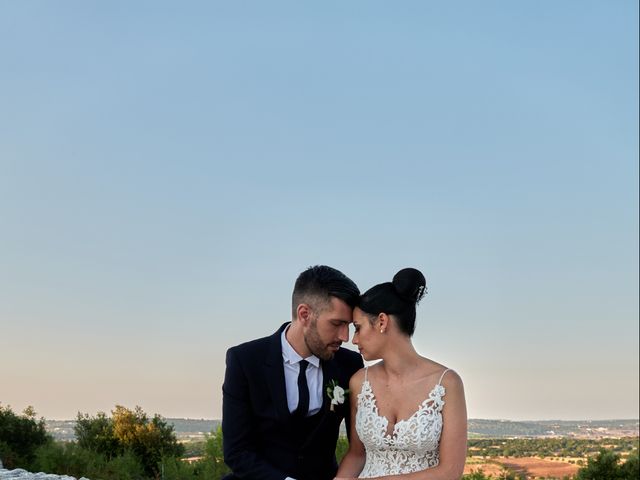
[280,327,322,480]
[281,326,323,416]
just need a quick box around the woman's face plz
[351,307,384,361]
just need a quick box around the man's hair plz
[291,265,360,318]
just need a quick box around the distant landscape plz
[467,419,639,439]
[43,417,640,479]
[3,408,636,479]
[45,417,639,442]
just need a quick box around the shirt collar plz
[281,324,321,368]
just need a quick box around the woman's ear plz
[378,312,389,333]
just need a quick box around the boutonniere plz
[326,379,348,412]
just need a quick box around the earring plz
[380,329,384,333]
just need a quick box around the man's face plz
[303,296,353,361]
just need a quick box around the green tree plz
[0,404,51,469]
[203,425,230,478]
[620,449,639,479]
[112,405,184,477]
[75,411,120,458]
[576,448,637,480]
[74,405,184,478]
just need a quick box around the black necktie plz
[294,359,309,417]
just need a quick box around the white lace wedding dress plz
[355,368,450,477]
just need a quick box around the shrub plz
[33,442,146,480]
[335,435,349,462]
[463,470,492,479]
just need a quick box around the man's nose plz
[338,323,349,342]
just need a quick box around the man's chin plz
[326,344,342,359]
[316,346,340,361]
[316,351,333,361]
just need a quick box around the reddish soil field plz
[464,461,505,477]
[464,456,580,479]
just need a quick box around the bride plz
[336,268,467,479]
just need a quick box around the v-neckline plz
[363,378,443,439]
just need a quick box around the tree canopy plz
[0,404,50,469]
[74,405,184,477]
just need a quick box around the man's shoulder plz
[334,346,360,360]
[226,324,286,357]
[334,347,363,370]
[227,334,272,357]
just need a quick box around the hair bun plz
[392,268,427,304]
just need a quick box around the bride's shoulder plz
[347,366,369,394]
[440,369,463,389]
[435,368,464,395]
[349,367,366,384]
[420,358,464,388]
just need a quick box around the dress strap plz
[437,368,451,385]
[364,366,369,382]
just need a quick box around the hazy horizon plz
[1,1,638,422]
[38,415,640,422]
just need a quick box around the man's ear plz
[296,303,312,326]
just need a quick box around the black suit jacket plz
[222,323,363,480]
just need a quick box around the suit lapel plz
[262,324,348,443]
[321,358,340,413]
[299,356,341,450]
[264,323,291,420]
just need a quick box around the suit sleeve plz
[222,347,288,480]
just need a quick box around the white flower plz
[331,385,345,405]
[326,380,349,411]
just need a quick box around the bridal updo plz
[358,268,427,336]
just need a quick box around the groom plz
[222,265,363,480]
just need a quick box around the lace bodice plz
[355,368,448,477]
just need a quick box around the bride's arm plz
[335,369,366,478]
[370,371,468,480]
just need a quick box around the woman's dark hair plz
[358,268,426,336]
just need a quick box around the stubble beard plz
[304,317,334,361]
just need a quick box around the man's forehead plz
[322,297,354,321]
[328,295,353,309]
[328,295,353,307]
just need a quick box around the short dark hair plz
[358,268,427,336]
[292,265,360,318]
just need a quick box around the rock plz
[0,466,89,480]
[0,457,92,479]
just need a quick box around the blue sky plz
[1,1,638,421]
